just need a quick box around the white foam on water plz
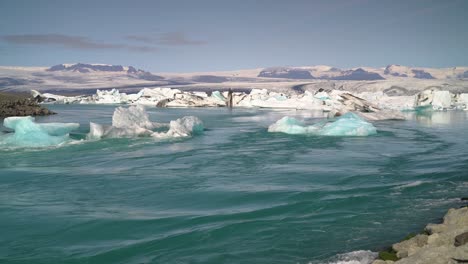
[313,250,377,264]
[393,180,427,190]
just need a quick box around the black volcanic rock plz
[258,67,315,79]
[412,69,435,79]
[0,93,55,117]
[331,68,385,80]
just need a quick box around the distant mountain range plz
[46,63,164,81]
[0,63,467,93]
[42,63,468,81]
[257,65,467,80]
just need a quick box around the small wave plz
[393,180,427,190]
[315,250,377,264]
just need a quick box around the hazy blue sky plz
[1,0,467,72]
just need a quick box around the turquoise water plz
[1,105,467,264]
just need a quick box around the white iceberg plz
[112,105,165,130]
[268,112,377,136]
[455,93,468,110]
[414,89,453,110]
[152,116,204,139]
[30,86,429,116]
[87,105,203,139]
[1,116,79,147]
[431,90,452,110]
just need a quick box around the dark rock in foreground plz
[0,92,55,117]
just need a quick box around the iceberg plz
[431,90,452,110]
[112,105,165,130]
[268,112,377,136]
[211,91,226,102]
[414,89,453,110]
[87,122,154,139]
[455,93,468,110]
[87,105,203,139]
[152,116,204,139]
[1,116,79,147]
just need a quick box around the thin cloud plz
[1,34,158,52]
[158,32,206,46]
[126,32,206,46]
[125,35,154,44]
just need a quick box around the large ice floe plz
[268,112,377,136]
[87,105,203,139]
[31,86,468,123]
[413,88,468,111]
[1,116,79,147]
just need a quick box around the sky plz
[0,0,467,72]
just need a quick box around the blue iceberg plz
[268,112,377,136]
[1,116,79,147]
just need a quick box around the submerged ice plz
[88,105,203,139]
[1,116,79,147]
[268,112,377,136]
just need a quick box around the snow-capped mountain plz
[46,63,164,81]
[257,67,386,80]
[0,63,467,94]
[47,63,128,73]
[383,64,468,79]
[257,65,468,81]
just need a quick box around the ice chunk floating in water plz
[268,112,377,136]
[88,105,204,139]
[1,116,79,147]
[112,105,165,130]
[152,116,204,139]
[88,105,169,139]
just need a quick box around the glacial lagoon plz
[1,105,467,264]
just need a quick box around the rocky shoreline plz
[372,203,468,264]
[0,92,55,118]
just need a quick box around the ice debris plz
[32,86,468,118]
[268,112,377,136]
[152,116,204,139]
[87,105,203,139]
[1,116,79,147]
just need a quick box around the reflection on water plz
[407,110,468,126]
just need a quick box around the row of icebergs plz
[0,106,204,148]
[32,87,468,117]
[1,105,380,148]
[5,86,467,148]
